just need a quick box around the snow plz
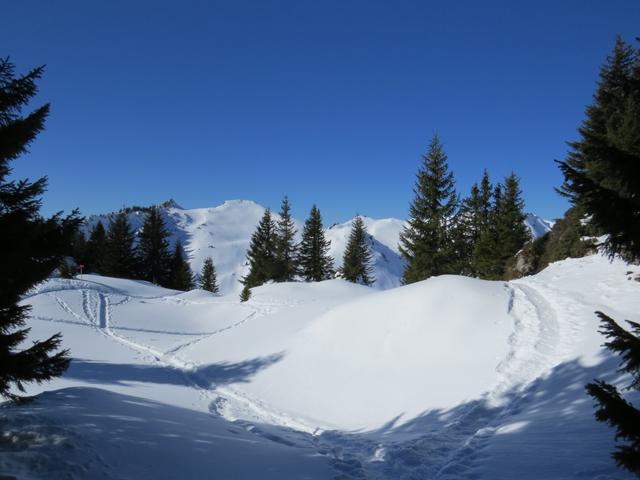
[4,253,638,479]
[84,200,552,294]
[524,212,554,239]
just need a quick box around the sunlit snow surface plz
[4,254,637,479]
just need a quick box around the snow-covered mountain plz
[84,200,407,293]
[524,213,554,239]
[84,200,552,293]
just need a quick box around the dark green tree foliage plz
[298,205,334,282]
[84,221,107,273]
[341,216,375,286]
[274,196,298,282]
[561,38,640,476]
[586,312,640,475]
[557,37,640,262]
[200,256,219,293]
[242,208,278,289]
[169,240,193,291]
[70,230,86,269]
[239,284,252,302]
[496,174,530,264]
[472,183,504,280]
[399,135,459,283]
[138,206,171,286]
[0,58,81,401]
[104,212,138,279]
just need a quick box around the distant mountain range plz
[84,200,553,294]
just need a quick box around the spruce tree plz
[104,212,138,279]
[0,58,81,401]
[557,36,640,261]
[556,37,640,475]
[495,173,530,265]
[84,221,107,274]
[341,216,375,286]
[138,206,171,286]
[200,256,219,293]
[472,183,504,280]
[242,208,278,289]
[239,284,252,302]
[399,134,459,283]
[169,240,194,291]
[274,196,298,282]
[298,205,334,282]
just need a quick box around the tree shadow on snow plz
[64,353,284,389]
[319,354,639,480]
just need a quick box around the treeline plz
[239,197,375,301]
[400,134,530,284]
[71,207,219,293]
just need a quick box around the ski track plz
[30,279,580,480]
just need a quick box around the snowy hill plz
[5,253,639,479]
[84,201,551,293]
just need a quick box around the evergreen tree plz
[169,240,194,291]
[70,229,87,271]
[0,58,81,401]
[274,196,298,282]
[104,212,138,279]
[298,205,334,282]
[242,209,278,289]
[556,37,640,475]
[341,216,375,286]
[495,173,530,265]
[472,183,504,280]
[138,206,171,286]
[84,221,107,274]
[399,134,459,283]
[239,284,252,302]
[586,313,640,475]
[557,37,640,261]
[200,256,219,294]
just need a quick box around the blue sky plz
[3,1,639,224]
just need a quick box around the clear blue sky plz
[3,1,639,224]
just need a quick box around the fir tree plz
[242,209,278,289]
[0,58,81,401]
[557,37,640,475]
[239,284,252,302]
[557,36,640,261]
[138,206,171,286]
[274,196,298,282]
[200,256,219,294]
[341,216,375,285]
[104,212,138,279]
[495,173,530,265]
[169,240,194,291]
[399,134,459,283]
[472,183,504,280]
[586,313,640,475]
[298,205,334,282]
[84,221,107,274]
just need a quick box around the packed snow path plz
[5,256,640,479]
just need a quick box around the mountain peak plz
[159,198,183,210]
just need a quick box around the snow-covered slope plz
[6,253,639,479]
